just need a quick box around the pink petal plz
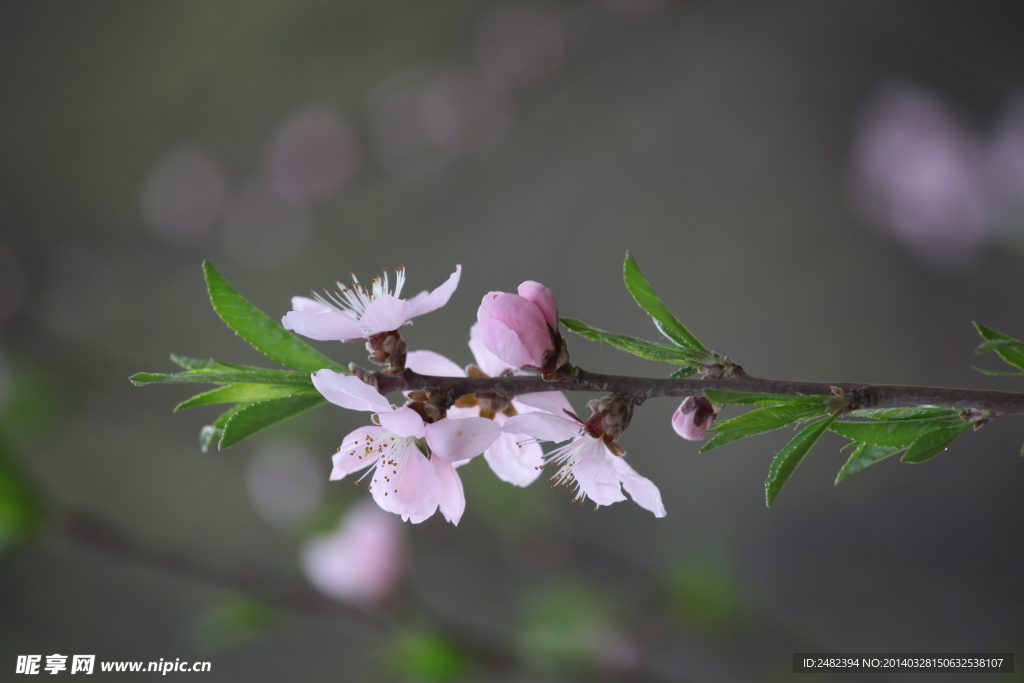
[571,439,627,506]
[409,265,461,318]
[431,457,466,525]
[483,431,544,487]
[370,440,441,524]
[331,425,384,480]
[359,294,413,334]
[291,296,327,312]
[493,310,552,365]
[502,412,580,443]
[671,399,711,440]
[513,391,576,418]
[517,280,559,329]
[425,416,501,462]
[283,305,364,341]
[312,370,391,412]
[377,406,426,439]
[479,317,538,368]
[405,350,466,378]
[610,456,666,518]
[468,322,514,377]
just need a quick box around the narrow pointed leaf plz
[200,405,246,453]
[175,384,318,411]
[623,252,710,353]
[560,317,702,364]
[218,394,326,449]
[849,406,960,421]
[204,261,344,373]
[900,423,971,464]
[835,444,903,484]
[975,339,1024,353]
[972,366,1024,377]
[170,355,255,372]
[702,389,828,406]
[829,417,960,447]
[669,367,698,379]
[131,369,312,386]
[701,402,828,453]
[765,412,839,506]
[973,322,1024,372]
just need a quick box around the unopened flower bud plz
[477,283,569,377]
[672,396,717,441]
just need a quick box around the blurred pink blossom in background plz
[142,144,226,244]
[301,501,405,608]
[265,106,360,204]
[850,84,992,268]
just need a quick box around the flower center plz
[314,266,406,317]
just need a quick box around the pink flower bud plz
[516,280,559,329]
[672,396,717,441]
[477,288,556,368]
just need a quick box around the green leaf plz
[829,416,960,447]
[974,322,1024,372]
[972,366,1024,377]
[218,394,326,449]
[131,368,312,386]
[560,317,702,365]
[623,252,710,353]
[835,444,903,484]
[849,406,960,421]
[900,423,971,464]
[390,631,468,682]
[200,405,246,453]
[175,384,318,411]
[701,402,828,453]
[170,355,253,372]
[0,434,43,555]
[976,339,1024,353]
[702,389,829,406]
[765,412,839,507]
[669,366,698,379]
[204,261,344,373]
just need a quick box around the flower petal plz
[431,457,466,525]
[502,412,580,443]
[377,406,426,439]
[571,439,627,507]
[408,265,461,318]
[358,294,413,334]
[405,350,466,378]
[483,431,544,487]
[513,391,576,418]
[611,456,666,518]
[313,370,392,412]
[425,416,501,462]
[370,441,441,524]
[468,322,514,377]
[517,281,558,330]
[331,425,384,480]
[283,302,364,341]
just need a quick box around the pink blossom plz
[301,500,404,607]
[672,396,717,441]
[501,411,666,517]
[283,266,461,341]
[313,370,500,524]
[476,281,559,369]
[405,324,575,487]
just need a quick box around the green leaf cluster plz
[973,323,1024,376]
[700,390,975,506]
[131,262,340,451]
[559,253,712,377]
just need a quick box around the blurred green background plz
[2,1,1024,681]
